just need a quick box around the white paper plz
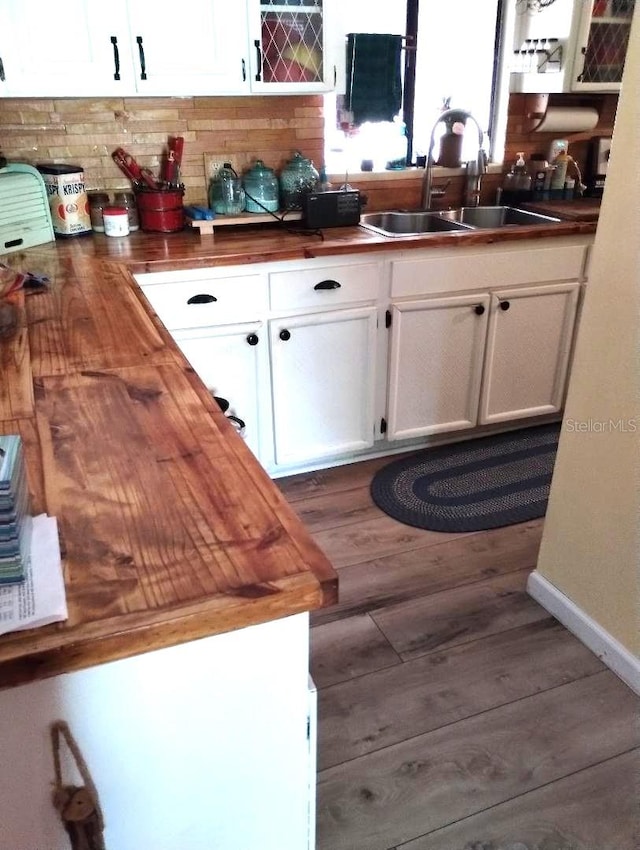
[0,514,67,636]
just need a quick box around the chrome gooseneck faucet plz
[421,108,488,210]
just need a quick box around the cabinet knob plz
[246,333,259,346]
[187,293,217,305]
[499,300,511,311]
[314,279,341,291]
[474,304,485,315]
[279,329,291,341]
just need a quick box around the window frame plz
[403,0,507,166]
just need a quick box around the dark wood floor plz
[277,455,640,850]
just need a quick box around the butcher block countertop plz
[0,211,598,689]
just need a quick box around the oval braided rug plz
[370,423,561,532]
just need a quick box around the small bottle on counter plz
[102,206,130,237]
[87,191,111,233]
[114,191,140,231]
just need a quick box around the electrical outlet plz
[203,154,237,180]
[203,153,252,181]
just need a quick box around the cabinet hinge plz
[380,417,387,434]
[306,716,311,740]
[385,310,392,329]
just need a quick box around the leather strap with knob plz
[51,721,106,850]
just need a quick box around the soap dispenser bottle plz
[513,152,532,191]
[502,152,531,202]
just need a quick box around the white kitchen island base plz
[0,613,315,850]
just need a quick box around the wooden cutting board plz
[522,198,601,222]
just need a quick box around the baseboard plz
[527,570,640,696]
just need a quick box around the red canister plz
[135,189,184,233]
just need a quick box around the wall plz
[0,91,618,212]
[535,14,640,656]
[0,95,324,205]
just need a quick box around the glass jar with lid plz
[208,163,246,215]
[242,160,279,213]
[87,191,110,232]
[114,190,140,231]
[279,151,319,210]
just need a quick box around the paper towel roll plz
[533,106,599,133]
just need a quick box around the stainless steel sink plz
[439,206,562,228]
[359,210,474,237]
[359,206,562,237]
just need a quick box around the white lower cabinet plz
[173,322,269,460]
[387,283,581,441]
[387,294,490,440]
[479,283,581,424]
[0,614,315,850]
[269,306,378,467]
[135,237,590,475]
[387,240,588,443]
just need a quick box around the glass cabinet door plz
[252,0,329,89]
[573,0,635,89]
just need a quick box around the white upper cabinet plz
[126,0,249,95]
[509,0,635,93]
[0,0,134,96]
[247,0,336,93]
[571,0,635,91]
[0,0,250,97]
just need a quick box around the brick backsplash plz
[0,92,617,208]
[0,95,325,204]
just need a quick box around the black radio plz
[300,189,362,228]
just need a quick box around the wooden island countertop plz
[0,214,597,689]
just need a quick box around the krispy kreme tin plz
[37,163,92,237]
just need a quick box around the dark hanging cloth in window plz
[345,33,403,125]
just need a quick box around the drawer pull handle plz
[314,280,341,291]
[279,329,291,342]
[499,300,511,311]
[227,414,246,433]
[187,294,217,305]
[110,36,120,81]
[254,40,262,82]
[474,304,485,315]
[136,36,147,80]
[246,333,259,346]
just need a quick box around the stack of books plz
[0,435,32,584]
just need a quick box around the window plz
[325,0,504,174]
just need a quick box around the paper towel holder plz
[525,94,600,134]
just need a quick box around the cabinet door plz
[0,0,133,96]
[479,283,580,425]
[269,306,377,468]
[173,323,269,463]
[127,0,249,94]
[248,0,335,93]
[571,0,635,91]
[387,295,490,441]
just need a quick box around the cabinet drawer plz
[270,262,380,311]
[137,274,268,330]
